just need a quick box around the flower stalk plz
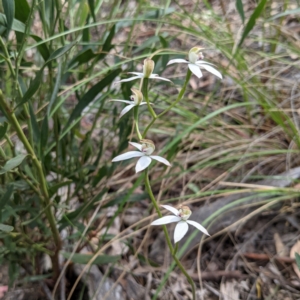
[142,78,157,119]
[111,50,222,299]
[143,70,192,138]
[144,169,196,300]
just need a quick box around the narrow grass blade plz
[268,8,300,21]
[235,0,245,23]
[238,0,267,48]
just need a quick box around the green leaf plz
[67,47,97,69]
[296,253,300,271]
[18,41,77,106]
[39,114,48,158]
[2,0,15,38]
[28,102,40,144]
[61,252,120,265]
[0,185,14,217]
[66,68,121,125]
[100,24,115,56]
[14,0,30,23]
[30,34,50,61]
[0,10,49,61]
[0,12,24,32]
[87,0,96,23]
[238,0,267,48]
[0,122,8,140]
[43,0,55,30]
[236,0,245,23]
[49,180,72,197]
[18,69,44,106]
[0,223,13,232]
[47,61,62,115]
[0,154,27,174]
[47,41,76,62]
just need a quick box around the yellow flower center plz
[188,46,204,63]
[130,88,143,105]
[178,205,191,220]
[140,139,155,155]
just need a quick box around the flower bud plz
[178,205,191,220]
[140,139,155,155]
[143,58,155,78]
[130,88,143,105]
[188,47,204,64]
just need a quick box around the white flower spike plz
[167,46,222,79]
[110,88,149,118]
[151,204,209,243]
[116,58,171,83]
[112,139,171,173]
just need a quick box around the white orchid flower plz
[112,139,171,173]
[151,204,209,243]
[167,46,222,79]
[116,58,171,83]
[110,88,149,118]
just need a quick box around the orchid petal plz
[149,75,171,82]
[150,155,171,166]
[187,220,210,236]
[119,104,135,118]
[174,221,189,243]
[198,64,222,79]
[129,142,142,151]
[110,99,133,104]
[127,72,143,76]
[115,76,142,83]
[135,156,152,173]
[161,205,179,216]
[112,151,143,162]
[139,102,150,106]
[188,64,202,78]
[195,60,215,66]
[151,215,181,225]
[167,59,189,65]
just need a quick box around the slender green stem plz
[54,0,66,45]
[0,37,23,99]
[0,37,34,150]
[174,242,179,255]
[159,70,192,118]
[16,0,36,75]
[15,0,36,149]
[142,116,156,139]
[5,133,14,149]
[144,169,196,300]
[133,106,142,140]
[0,89,61,277]
[142,70,192,138]
[142,78,157,119]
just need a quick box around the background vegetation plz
[0,0,300,299]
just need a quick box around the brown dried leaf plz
[220,280,240,300]
[274,232,288,257]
